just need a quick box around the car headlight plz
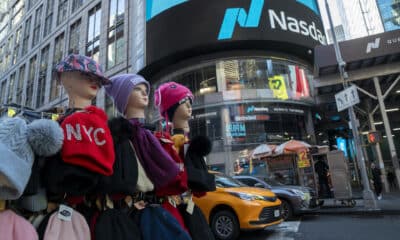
[289,189,308,200]
[228,192,265,201]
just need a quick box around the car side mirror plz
[254,183,264,188]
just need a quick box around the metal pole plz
[368,113,390,193]
[324,0,378,209]
[373,77,400,189]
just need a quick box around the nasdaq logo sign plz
[218,0,325,44]
[146,0,188,21]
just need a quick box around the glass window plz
[107,0,126,68]
[51,33,64,100]
[8,73,16,103]
[27,0,38,10]
[44,0,54,37]
[0,12,9,42]
[69,19,81,54]
[13,28,22,64]
[21,17,32,56]
[32,5,43,47]
[12,0,25,28]
[16,65,25,104]
[4,36,13,70]
[72,0,84,13]
[57,0,68,25]
[37,45,49,106]
[26,56,37,107]
[0,80,6,104]
[86,5,101,62]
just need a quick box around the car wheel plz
[280,199,293,220]
[211,210,240,240]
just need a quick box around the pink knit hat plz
[0,210,39,240]
[43,208,90,240]
[154,82,194,119]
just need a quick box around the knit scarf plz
[128,119,180,189]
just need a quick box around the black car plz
[233,175,318,220]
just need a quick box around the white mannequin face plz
[127,83,149,110]
[173,99,192,122]
[60,71,100,100]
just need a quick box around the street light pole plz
[324,0,378,209]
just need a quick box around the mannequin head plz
[154,82,193,132]
[105,74,150,118]
[54,54,109,108]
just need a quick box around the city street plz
[240,214,400,240]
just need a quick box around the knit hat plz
[0,117,64,200]
[104,74,150,114]
[154,82,193,120]
[0,210,39,240]
[54,53,110,85]
[43,208,91,240]
[61,106,115,176]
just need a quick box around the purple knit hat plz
[104,74,150,114]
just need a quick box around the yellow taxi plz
[193,171,283,240]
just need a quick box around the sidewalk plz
[309,191,400,215]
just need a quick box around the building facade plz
[142,0,325,174]
[318,0,384,43]
[376,0,400,31]
[0,0,145,116]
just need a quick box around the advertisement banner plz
[268,75,289,100]
[297,150,311,168]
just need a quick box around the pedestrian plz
[314,158,331,198]
[371,163,383,200]
[387,169,396,190]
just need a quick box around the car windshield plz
[215,173,246,188]
[264,178,285,186]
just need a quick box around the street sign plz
[335,85,360,112]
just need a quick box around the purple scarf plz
[128,119,179,189]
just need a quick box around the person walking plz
[371,163,383,200]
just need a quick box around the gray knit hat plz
[0,117,64,200]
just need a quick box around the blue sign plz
[146,0,188,21]
[226,122,246,137]
[336,137,348,158]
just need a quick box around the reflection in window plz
[32,5,43,47]
[16,65,25,104]
[37,45,50,106]
[107,0,125,69]
[87,5,101,62]
[57,0,68,25]
[44,0,54,37]
[22,17,32,56]
[12,0,25,28]
[13,28,22,64]
[0,80,6,104]
[69,19,81,54]
[8,73,16,103]
[72,0,84,13]
[51,33,64,101]
[26,56,37,107]
[0,12,9,42]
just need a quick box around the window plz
[22,17,32,56]
[72,0,84,13]
[86,5,101,62]
[107,0,125,69]
[27,0,38,10]
[37,45,49,106]
[16,65,25,104]
[8,73,16,103]
[0,80,6,104]
[69,19,81,54]
[26,56,37,107]
[4,36,13,70]
[51,33,64,100]
[13,28,22,64]
[57,0,68,25]
[12,0,25,28]
[44,0,54,37]
[32,5,43,47]
[0,12,9,42]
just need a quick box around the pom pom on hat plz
[27,119,64,157]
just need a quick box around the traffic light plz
[367,131,382,144]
